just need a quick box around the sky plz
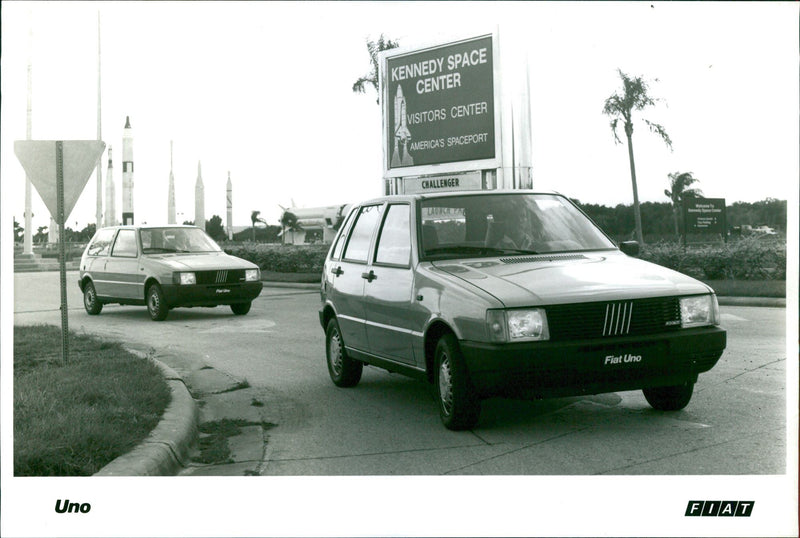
[2,1,798,236]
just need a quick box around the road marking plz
[199,320,277,333]
[721,313,748,322]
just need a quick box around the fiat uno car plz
[79,225,262,321]
[319,191,726,430]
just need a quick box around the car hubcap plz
[439,353,453,416]
[85,287,95,307]
[329,330,343,376]
[149,291,159,312]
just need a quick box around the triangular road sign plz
[14,140,106,224]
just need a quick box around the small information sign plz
[683,198,726,235]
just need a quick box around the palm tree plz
[664,171,703,238]
[250,210,265,242]
[603,69,673,245]
[352,34,399,104]
[279,210,300,245]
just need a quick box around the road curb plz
[94,353,198,476]
[717,296,786,308]
[261,280,319,290]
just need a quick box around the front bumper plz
[162,281,263,308]
[460,327,726,399]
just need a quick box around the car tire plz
[326,318,362,387]
[434,334,480,430]
[83,281,102,315]
[643,381,694,411]
[146,283,169,321]
[231,302,251,315]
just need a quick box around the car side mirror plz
[619,241,640,257]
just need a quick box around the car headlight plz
[487,308,550,343]
[680,294,720,328]
[173,272,196,285]
[245,269,260,282]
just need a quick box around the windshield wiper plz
[425,245,538,256]
[495,248,540,255]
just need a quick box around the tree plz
[34,225,48,244]
[603,69,673,245]
[14,219,23,243]
[279,210,300,245]
[250,210,266,242]
[205,215,226,242]
[664,172,703,238]
[352,34,400,104]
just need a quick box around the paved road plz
[13,271,787,475]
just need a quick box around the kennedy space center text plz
[391,47,489,94]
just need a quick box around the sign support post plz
[55,141,70,364]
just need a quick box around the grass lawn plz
[14,325,171,476]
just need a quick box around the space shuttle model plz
[278,204,352,245]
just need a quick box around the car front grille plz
[546,296,681,341]
[195,269,247,285]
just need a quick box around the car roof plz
[98,224,200,231]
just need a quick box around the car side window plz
[330,209,356,261]
[86,228,117,257]
[374,204,411,267]
[111,229,138,257]
[342,204,383,263]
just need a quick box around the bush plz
[225,243,329,273]
[640,237,786,281]
[225,237,786,281]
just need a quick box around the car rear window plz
[86,228,117,257]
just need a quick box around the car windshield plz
[140,227,222,254]
[419,193,615,260]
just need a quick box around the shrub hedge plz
[225,237,786,281]
[224,243,329,274]
[639,237,786,281]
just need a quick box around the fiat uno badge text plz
[604,353,642,365]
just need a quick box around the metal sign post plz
[56,141,69,364]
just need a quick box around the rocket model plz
[226,171,233,240]
[195,161,205,231]
[104,147,116,226]
[121,116,134,225]
[168,141,176,224]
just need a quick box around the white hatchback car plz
[79,225,262,321]
[319,191,726,429]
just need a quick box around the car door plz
[84,228,118,297]
[329,204,384,354]
[363,203,417,364]
[103,228,143,300]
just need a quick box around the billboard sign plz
[383,34,497,175]
[683,198,726,234]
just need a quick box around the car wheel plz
[230,302,251,315]
[643,381,694,411]
[434,334,480,430]
[83,281,102,315]
[326,318,362,387]
[146,283,169,321]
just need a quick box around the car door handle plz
[361,270,377,282]
[331,266,344,277]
